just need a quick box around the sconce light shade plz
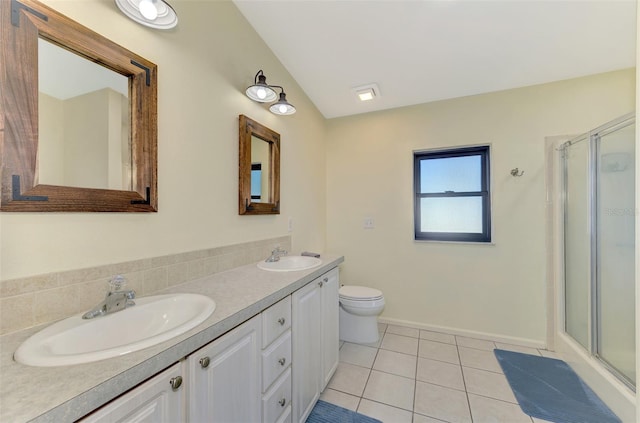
[115,0,178,29]
[245,70,278,103]
[269,92,296,115]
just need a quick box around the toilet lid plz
[339,285,383,301]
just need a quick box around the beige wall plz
[0,0,327,280]
[326,69,635,344]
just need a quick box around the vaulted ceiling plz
[234,0,637,119]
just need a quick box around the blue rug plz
[306,400,382,423]
[494,349,621,423]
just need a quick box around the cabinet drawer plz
[263,367,292,423]
[262,330,291,392]
[275,405,292,423]
[262,296,291,348]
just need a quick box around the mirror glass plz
[250,135,271,203]
[38,38,131,190]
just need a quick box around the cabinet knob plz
[199,357,210,368]
[278,357,286,366]
[169,376,183,391]
[323,277,328,283]
[318,281,323,287]
[277,317,286,326]
[279,398,286,407]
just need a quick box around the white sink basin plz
[257,255,322,272]
[14,293,215,367]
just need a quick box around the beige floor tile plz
[414,381,472,423]
[319,388,360,411]
[458,347,503,373]
[462,367,517,403]
[495,343,542,356]
[373,349,417,379]
[420,330,456,345]
[387,324,420,338]
[363,370,415,411]
[381,333,419,356]
[358,333,384,349]
[326,362,371,397]
[417,357,465,391]
[358,399,413,423]
[455,336,496,351]
[468,393,532,423]
[413,413,451,423]
[418,339,460,364]
[340,342,379,368]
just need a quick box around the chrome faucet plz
[265,246,288,262]
[83,276,136,319]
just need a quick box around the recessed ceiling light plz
[353,83,380,102]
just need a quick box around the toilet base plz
[339,306,380,344]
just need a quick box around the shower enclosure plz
[563,112,635,389]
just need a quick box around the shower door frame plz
[561,112,635,391]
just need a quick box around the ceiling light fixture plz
[246,70,296,115]
[353,83,380,102]
[115,0,178,30]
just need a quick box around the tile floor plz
[320,323,559,423]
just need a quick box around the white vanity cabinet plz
[78,362,185,423]
[291,267,339,423]
[187,314,262,423]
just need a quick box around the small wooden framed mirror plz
[238,115,280,215]
[1,0,157,212]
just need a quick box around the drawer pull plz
[279,398,286,407]
[278,357,286,366]
[318,281,323,288]
[199,357,210,368]
[169,376,183,391]
[323,277,328,283]
[277,317,286,326]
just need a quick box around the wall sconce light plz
[246,70,296,115]
[115,0,178,29]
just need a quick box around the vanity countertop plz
[0,254,344,423]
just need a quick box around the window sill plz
[414,239,496,246]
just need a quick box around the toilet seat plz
[339,285,383,301]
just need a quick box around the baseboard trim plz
[377,317,546,350]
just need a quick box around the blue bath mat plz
[494,349,621,423]
[306,400,382,423]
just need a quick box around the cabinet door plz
[291,280,322,423]
[78,363,184,423]
[320,268,339,391]
[188,315,261,423]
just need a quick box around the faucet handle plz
[273,246,287,255]
[108,275,127,292]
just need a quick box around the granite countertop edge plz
[0,254,344,423]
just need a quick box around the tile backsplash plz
[0,236,291,335]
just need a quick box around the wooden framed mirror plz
[1,0,158,212]
[239,115,280,215]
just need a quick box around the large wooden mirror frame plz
[239,115,280,215]
[1,0,157,212]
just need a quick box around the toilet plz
[338,285,385,344]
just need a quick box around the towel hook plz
[510,168,524,177]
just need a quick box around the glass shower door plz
[596,121,636,386]
[564,136,591,350]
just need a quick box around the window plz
[414,146,491,242]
